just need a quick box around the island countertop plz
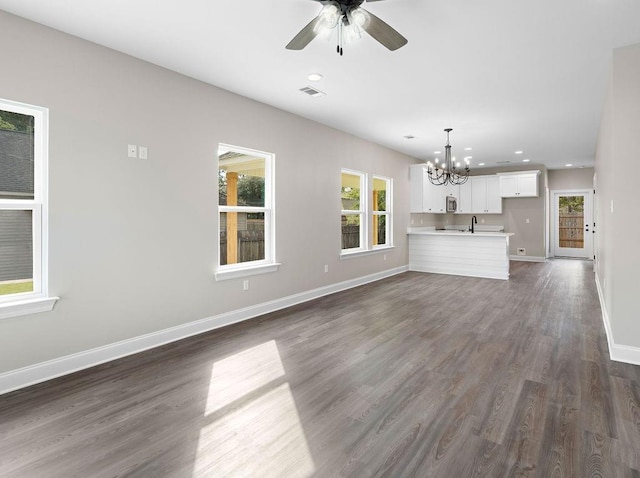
[407,227,514,238]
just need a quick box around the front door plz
[553,190,593,258]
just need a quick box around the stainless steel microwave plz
[446,195,457,212]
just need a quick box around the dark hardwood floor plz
[2,260,640,477]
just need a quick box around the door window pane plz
[558,196,584,249]
[0,209,33,295]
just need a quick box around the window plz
[0,98,57,318]
[216,144,277,280]
[372,176,392,247]
[341,170,366,253]
[341,170,393,257]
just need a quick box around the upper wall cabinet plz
[456,180,473,214]
[410,165,458,213]
[470,175,502,214]
[497,170,541,198]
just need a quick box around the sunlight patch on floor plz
[195,341,315,477]
[204,340,285,415]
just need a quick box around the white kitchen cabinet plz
[425,178,446,213]
[456,180,472,213]
[470,175,502,214]
[486,176,502,212]
[410,165,455,213]
[498,170,540,197]
[410,165,426,213]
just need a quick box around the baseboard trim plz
[0,266,408,395]
[594,271,640,366]
[509,255,546,262]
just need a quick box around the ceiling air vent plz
[496,160,511,164]
[299,86,326,97]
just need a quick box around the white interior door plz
[553,190,593,258]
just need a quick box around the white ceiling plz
[2,0,640,170]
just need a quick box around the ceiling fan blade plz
[286,15,322,50]
[359,8,407,51]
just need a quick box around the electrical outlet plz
[138,146,148,159]
[243,280,249,291]
[517,248,526,256]
[128,144,137,158]
[324,265,328,273]
[383,254,387,261]
[525,218,530,224]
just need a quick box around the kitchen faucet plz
[471,215,477,234]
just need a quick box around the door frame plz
[550,189,593,259]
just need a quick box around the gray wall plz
[595,42,640,349]
[548,168,594,191]
[0,11,416,373]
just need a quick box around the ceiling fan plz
[286,0,407,55]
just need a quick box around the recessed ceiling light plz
[464,147,472,151]
[515,150,523,155]
[464,156,472,160]
[522,159,530,163]
[307,73,323,82]
[478,162,485,166]
[565,163,573,167]
[434,151,441,155]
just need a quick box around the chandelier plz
[426,128,470,186]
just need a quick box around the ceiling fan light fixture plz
[343,22,362,43]
[316,4,340,31]
[349,8,368,28]
[307,73,323,82]
[286,0,407,54]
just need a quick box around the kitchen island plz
[408,228,514,280]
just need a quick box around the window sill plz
[340,246,395,260]
[0,296,59,320]
[215,263,281,281]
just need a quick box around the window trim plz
[215,143,278,280]
[0,98,58,319]
[341,169,367,255]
